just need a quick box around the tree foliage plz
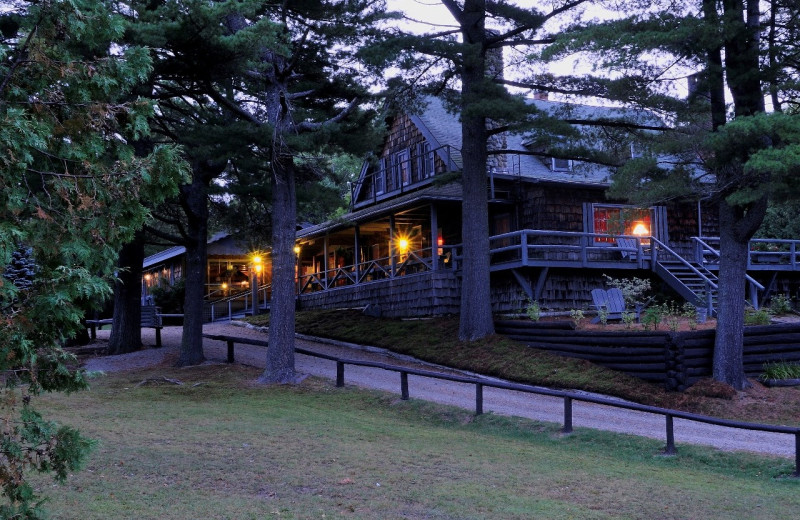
[0,0,186,514]
[550,0,800,388]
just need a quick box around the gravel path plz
[83,322,797,460]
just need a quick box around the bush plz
[149,278,185,313]
[744,308,771,326]
[602,274,651,309]
[525,300,541,321]
[768,293,793,315]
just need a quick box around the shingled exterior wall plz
[297,271,460,318]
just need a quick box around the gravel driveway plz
[83,322,797,460]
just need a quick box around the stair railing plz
[651,237,719,314]
[691,237,765,309]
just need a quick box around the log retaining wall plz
[494,321,800,391]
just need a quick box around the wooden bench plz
[86,305,164,347]
[202,333,269,363]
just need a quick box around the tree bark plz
[260,152,297,383]
[709,0,767,390]
[457,0,495,341]
[177,174,209,366]
[107,232,144,354]
[713,201,750,388]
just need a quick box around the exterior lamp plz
[293,245,301,255]
[631,222,649,237]
[397,237,409,254]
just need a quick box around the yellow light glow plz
[144,273,151,281]
[632,222,649,236]
[221,283,228,290]
[252,255,262,264]
[396,238,409,253]
[255,264,262,274]
[293,245,301,255]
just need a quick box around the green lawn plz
[31,364,800,520]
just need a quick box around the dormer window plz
[551,157,573,171]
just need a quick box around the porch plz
[293,230,800,318]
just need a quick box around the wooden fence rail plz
[203,333,800,477]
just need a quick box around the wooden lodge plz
[292,96,800,318]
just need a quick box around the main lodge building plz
[143,96,800,320]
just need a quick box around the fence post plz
[336,362,344,387]
[795,432,800,477]
[562,396,573,434]
[664,414,677,455]
[400,372,409,400]
[475,383,483,415]
[226,340,234,364]
[228,301,232,320]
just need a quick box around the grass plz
[246,310,800,425]
[31,364,800,519]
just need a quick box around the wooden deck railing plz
[297,246,459,294]
[294,231,800,296]
[696,237,800,270]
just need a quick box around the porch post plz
[354,225,361,283]
[389,214,396,278]
[323,235,329,289]
[431,205,439,271]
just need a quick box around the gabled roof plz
[297,183,463,239]
[411,96,657,186]
[143,231,246,268]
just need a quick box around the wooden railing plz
[297,246,459,294]
[695,237,800,270]
[294,231,800,296]
[350,145,459,209]
[205,333,800,477]
[488,229,651,269]
[204,283,271,322]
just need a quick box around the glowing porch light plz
[293,245,301,255]
[631,222,649,237]
[396,237,410,254]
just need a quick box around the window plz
[394,150,410,187]
[375,158,387,195]
[419,142,434,179]
[551,157,573,171]
[592,205,652,243]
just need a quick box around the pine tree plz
[549,0,800,389]
[0,0,185,514]
[375,0,605,341]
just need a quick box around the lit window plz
[592,205,652,243]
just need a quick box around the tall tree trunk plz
[457,0,495,341]
[261,152,297,383]
[177,175,209,366]
[713,201,750,388]
[108,232,144,354]
[709,0,767,389]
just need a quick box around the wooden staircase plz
[653,259,718,314]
